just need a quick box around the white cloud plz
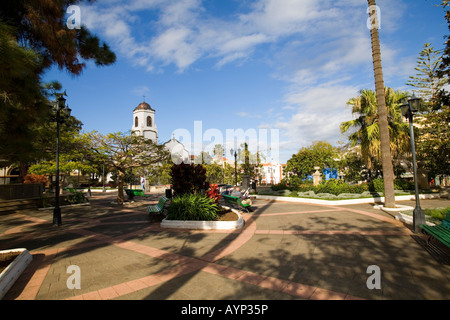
[82,0,370,72]
[270,82,359,160]
[239,0,333,37]
[150,27,200,70]
[132,85,151,98]
[237,112,262,119]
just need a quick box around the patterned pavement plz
[1,193,449,301]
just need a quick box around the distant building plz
[260,163,286,185]
[163,135,190,165]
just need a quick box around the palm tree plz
[367,0,396,208]
[340,88,410,178]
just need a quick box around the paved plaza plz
[1,193,449,301]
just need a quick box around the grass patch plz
[402,206,450,223]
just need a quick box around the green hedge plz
[368,178,414,192]
[271,178,414,196]
[314,179,368,195]
[166,194,219,221]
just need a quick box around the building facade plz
[259,163,286,185]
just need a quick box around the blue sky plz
[44,0,448,163]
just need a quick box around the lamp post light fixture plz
[400,94,426,233]
[50,92,71,226]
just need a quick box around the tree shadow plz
[3,195,448,300]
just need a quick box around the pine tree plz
[0,0,116,75]
[0,0,116,174]
[406,43,447,110]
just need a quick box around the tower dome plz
[134,102,154,112]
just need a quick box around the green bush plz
[369,179,414,192]
[394,179,414,191]
[66,190,88,204]
[166,194,219,221]
[314,179,368,196]
[271,181,289,191]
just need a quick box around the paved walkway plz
[1,193,449,301]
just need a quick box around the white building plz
[163,135,190,164]
[132,101,158,143]
[131,100,191,165]
[260,163,286,185]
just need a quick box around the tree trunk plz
[117,170,125,204]
[18,162,29,183]
[367,0,396,208]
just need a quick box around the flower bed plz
[161,206,244,230]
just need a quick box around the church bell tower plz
[132,100,158,143]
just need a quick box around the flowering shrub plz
[24,174,48,184]
[206,184,221,204]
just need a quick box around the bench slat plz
[421,217,450,248]
[147,196,169,215]
[223,195,251,212]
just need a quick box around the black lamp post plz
[230,148,240,186]
[400,94,426,233]
[50,92,71,226]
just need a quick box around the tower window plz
[147,116,152,127]
[135,117,139,127]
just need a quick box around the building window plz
[135,117,139,127]
[147,116,152,127]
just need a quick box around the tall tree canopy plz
[0,0,116,75]
[0,22,46,168]
[0,0,116,173]
[340,88,410,177]
[407,43,447,110]
[412,2,450,178]
[286,141,339,180]
[88,132,170,204]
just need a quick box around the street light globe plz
[409,94,422,113]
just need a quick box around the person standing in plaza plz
[140,176,145,192]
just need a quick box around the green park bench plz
[222,194,251,213]
[124,189,150,201]
[420,211,450,248]
[147,196,169,215]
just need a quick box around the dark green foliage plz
[272,178,369,195]
[0,0,116,171]
[368,178,414,192]
[314,179,368,195]
[170,163,209,196]
[0,0,116,75]
[286,141,338,180]
[166,194,219,221]
[66,190,88,204]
